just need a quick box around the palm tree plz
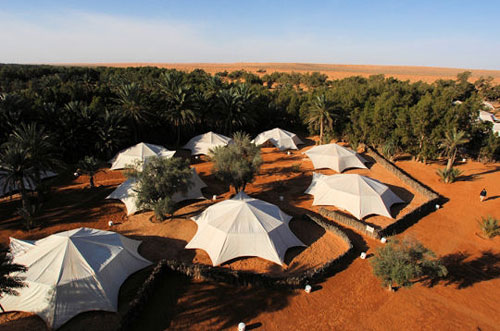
[0,249,27,313]
[440,128,469,171]
[307,95,336,144]
[6,123,62,192]
[217,85,256,135]
[76,156,101,188]
[0,144,35,213]
[158,73,196,146]
[114,83,149,142]
[96,110,127,159]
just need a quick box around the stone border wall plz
[318,147,443,239]
[120,214,354,330]
[318,208,381,239]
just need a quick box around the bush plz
[370,238,447,288]
[210,132,262,193]
[478,215,500,238]
[436,167,462,183]
[291,163,301,172]
[129,156,193,220]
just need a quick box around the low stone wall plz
[318,208,381,239]
[120,214,354,329]
[318,147,443,239]
[366,147,439,200]
[120,261,170,330]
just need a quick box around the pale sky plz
[1,0,499,69]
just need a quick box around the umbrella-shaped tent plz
[182,131,233,156]
[305,173,404,219]
[304,143,367,172]
[106,168,207,215]
[186,191,305,266]
[0,228,151,329]
[252,128,304,150]
[0,170,57,197]
[109,142,175,170]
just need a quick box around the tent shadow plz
[164,279,297,330]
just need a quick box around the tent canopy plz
[182,131,233,156]
[0,170,57,197]
[109,142,175,170]
[106,168,207,215]
[305,173,404,219]
[0,228,151,329]
[252,128,304,150]
[186,191,305,266]
[304,143,367,172]
[478,110,498,123]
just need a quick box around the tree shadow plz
[455,165,500,182]
[423,250,500,289]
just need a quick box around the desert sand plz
[66,62,500,84]
[0,140,499,330]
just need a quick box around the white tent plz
[182,131,233,156]
[0,228,151,329]
[109,142,175,170]
[305,173,404,219]
[0,170,57,197]
[304,143,367,172]
[186,191,305,266]
[106,168,207,215]
[478,110,498,123]
[252,128,304,150]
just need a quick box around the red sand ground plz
[0,142,499,330]
[68,62,500,84]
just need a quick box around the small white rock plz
[380,237,387,244]
[238,322,246,331]
[360,252,367,259]
[305,284,312,293]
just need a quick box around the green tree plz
[217,85,256,135]
[129,156,193,221]
[210,132,262,193]
[0,249,27,313]
[158,72,196,146]
[440,128,469,171]
[5,123,61,195]
[306,94,335,144]
[114,83,149,142]
[76,156,101,188]
[0,144,36,226]
[370,238,447,290]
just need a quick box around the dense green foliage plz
[478,215,500,238]
[128,156,193,221]
[210,132,262,193]
[370,238,448,288]
[0,64,499,167]
[0,248,27,311]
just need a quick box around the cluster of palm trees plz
[0,123,61,228]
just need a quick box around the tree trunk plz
[319,118,324,145]
[176,125,181,147]
[446,149,457,171]
[89,175,95,188]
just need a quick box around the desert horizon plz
[55,62,500,84]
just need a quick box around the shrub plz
[129,156,193,220]
[210,132,262,193]
[478,215,500,238]
[291,163,301,173]
[436,167,462,183]
[370,238,447,289]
